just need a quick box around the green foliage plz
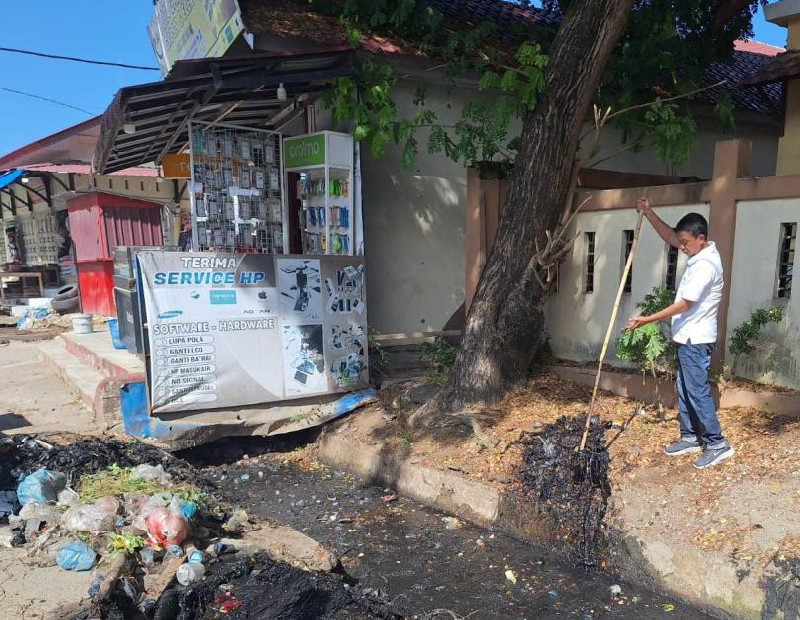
[420,336,458,385]
[729,306,784,357]
[368,329,391,379]
[643,99,699,167]
[615,286,677,376]
[108,533,146,554]
[315,0,762,172]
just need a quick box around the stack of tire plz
[50,284,80,314]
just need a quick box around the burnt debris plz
[519,416,612,567]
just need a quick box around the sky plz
[0,2,791,159]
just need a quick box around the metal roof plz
[93,47,358,175]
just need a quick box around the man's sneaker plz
[664,438,702,456]
[693,445,735,470]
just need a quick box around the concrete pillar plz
[464,170,506,311]
[708,139,751,368]
[764,0,800,175]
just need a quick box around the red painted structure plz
[67,192,163,316]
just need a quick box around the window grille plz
[776,222,796,299]
[622,229,634,293]
[665,245,679,291]
[584,232,596,294]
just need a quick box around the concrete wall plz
[545,205,701,362]
[728,198,799,387]
[590,118,779,179]
[360,81,468,335]
[312,80,470,335]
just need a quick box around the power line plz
[0,87,96,115]
[0,46,160,71]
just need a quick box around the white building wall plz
[545,205,704,362]
[727,199,799,388]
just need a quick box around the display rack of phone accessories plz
[283,131,354,256]
[188,121,287,254]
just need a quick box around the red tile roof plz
[734,39,785,57]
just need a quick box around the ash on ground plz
[519,416,612,567]
[174,552,400,620]
[0,437,213,493]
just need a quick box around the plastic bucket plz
[107,318,125,350]
[70,314,94,334]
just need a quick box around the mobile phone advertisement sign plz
[138,252,368,413]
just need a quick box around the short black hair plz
[675,212,708,238]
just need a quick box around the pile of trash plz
[519,416,612,568]
[0,437,225,618]
[0,436,400,620]
[13,307,73,331]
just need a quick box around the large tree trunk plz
[427,0,635,417]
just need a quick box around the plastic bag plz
[179,500,198,520]
[58,488,80,507]
[16,307,51,330]
[145,499,189,548]
[0,490,16,519]
[62,497,120,532]
[17,469,67,506]
[19,502,61,526]
[130,464,171,485]
[56,540,97,571]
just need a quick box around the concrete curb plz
[317,423,764,620]
[318,428,502,526]
[553,364,800,417]
[38,338,133,426]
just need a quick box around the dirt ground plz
[339,371,800,580]
[0,340,99,438]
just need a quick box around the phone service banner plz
[138,252,368,413]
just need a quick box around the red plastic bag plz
[145,506,189,548]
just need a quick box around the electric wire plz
[0,46,160,71]
[0,87,96,115]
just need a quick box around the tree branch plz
[606,80,727,121]
[585,135,648,169]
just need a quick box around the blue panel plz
[120,382,151,438]
[0,169,24,191]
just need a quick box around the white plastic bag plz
[130,464,171,485]
[57,488,80,507]
[61,497,120,532]
[19,502,61,526]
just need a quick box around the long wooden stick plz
[579,211,644,451]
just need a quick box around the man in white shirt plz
[625,198,734,470]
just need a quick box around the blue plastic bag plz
[57,541,97,571]
[179,501,197,520]
[17,469,67,506]
[16,307,50,330]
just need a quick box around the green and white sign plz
[284,134,326,169]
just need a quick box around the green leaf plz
[402,136,418,170]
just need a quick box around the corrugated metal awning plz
[93,47,359,175]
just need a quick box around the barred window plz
[665,245,680,291]
[776,222,796,299]
[584,232,596,294]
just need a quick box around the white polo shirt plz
[671,241,724,345]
